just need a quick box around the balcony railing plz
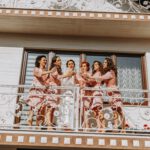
[0,84,150,135]
[0,0,149,13]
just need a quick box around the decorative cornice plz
[1,132,150,149]
[0,8,150,22]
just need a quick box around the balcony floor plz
[0,129,150,150]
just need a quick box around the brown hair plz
[35,55,46,68]
[49,55,62,75]
[80,61,90,71]
[66,59,75,68]
[103,57,117,76]
[92,60,103,75]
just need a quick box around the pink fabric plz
[33,67,49,86]
[76,72,92,87]
[48,69,62,86]
[25,67,58,109]
[107,86,123,111]
[77,72,92,109]
[101,70,123,110]
[25,68,49,108]
[90,71,103,111]
[92,71,102,87]
[101,70,116,87]
[46,68,61,107]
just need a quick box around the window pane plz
[117,56,143,103]
[87,55,106,67]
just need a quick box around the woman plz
[45,56,74,129]
[90,60,105,131]
[24,55,53,126]
[60,59,77,129]
[100,57,125,132]
[61,59,76,86]
[77,61,92,130]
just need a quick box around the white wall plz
[0,33,150,53]
[0,47,23,85]
[146,53,150,90]
[0,47,23,126]
[146,53,150,107]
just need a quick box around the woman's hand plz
[62,70,74,78]
[82,73,90,80]
[95,77,101,82]
[50,67,57,73]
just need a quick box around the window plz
[17,49,146,128]
[20,50,146,104]
[117,55,144,104]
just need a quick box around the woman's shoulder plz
[33,67,42,72]
[110,70,115,75]
[93,71,101,76]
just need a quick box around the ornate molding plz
[0,0,149,13]
[1,132,150,149]
[0,8,150,22]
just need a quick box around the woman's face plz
[67,61,75,69]
[103,60,108,69]
[55,57,62,66]
[39,57,47,67]
[94,62,100,71]
[81,63,88,72]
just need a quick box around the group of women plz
[22,55,125,132]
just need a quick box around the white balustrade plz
[0,84,150,134]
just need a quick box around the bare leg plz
[113,111,119,132]
[45,107,53,130]
[82,108,90,131]
[27,110,33,126]
[97,111,105,132]
[118,110,126,133]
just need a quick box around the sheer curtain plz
[117,56,143,103]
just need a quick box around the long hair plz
[80,61,90,72]
[103,57,117,76]
[35,55,46,68]
[49,55,62,75]
[92,60,103,75]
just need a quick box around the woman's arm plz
[99,71,113,81]
[42,67,56,76]
[58,70,75,79]
[33,67,56,78]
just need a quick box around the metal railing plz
[0,84,150,134]
[0,0,149,13]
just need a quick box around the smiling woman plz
[20,50,146,103]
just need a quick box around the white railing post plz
[75,85,80,132]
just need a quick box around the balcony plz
[0,84,150,149]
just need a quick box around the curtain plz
[117,56,143,103]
